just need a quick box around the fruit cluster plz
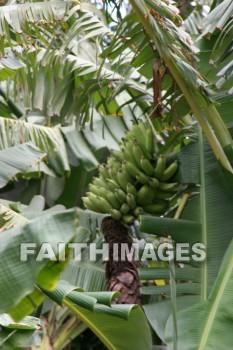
[82,122,179,224]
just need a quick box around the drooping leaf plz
[0,142,46,188]
[0,209,77,320]
[0,1,67,44]
[0,49,25,81]
[201,0,233,35]
[0,314,41,330]
[44,280,152,350]
[0,204,28,230]
[0,117,69,175]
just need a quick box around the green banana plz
[122,215,134,225]
[155,190,173,199]
[132,123,146,147]
[120,203,130,214]
[127,183,137,197]
[126,193,136,210]
[92,177,109,190]
[120,143,125,152]
[134,207,144,217]
[149,177,160,189]
[98,164,109,179]
[132,132,151,159]
[107,156,116,167]
[136,185,156,205]
[121,149,136,165]
[133,143,144,169]
[105,166,111,178]
[144,203,167,214]
[82,197,101,212]
[107,156,121,171]
[97,196,112,212]
[138,122,147,138]
[111,150,124,162]
[160,160,179,181]
[87,192,108,213]
[124,161,140,177]
[117,169,128,191]
[146,128,154,154]
[121,163,133,182]
[124,139,134,157]
[111,160,122,174]
[106,179,119,191]
[154,156,166,179]
[158,182,178,192]
[86,192,99,201]
[155,198,167,206]
[115,189,127,203]
[89,187,116,204]
[89,184,101,196]
[107,192,121,209]
[110,209,122,220]
[141,156,154,176]
[87,195,108,213]
[125,130,135,142]
[123,140,138,167]
[136,172,150,184]
[108,166,117,179]
[85,121,182,223]
[134,124,152,159]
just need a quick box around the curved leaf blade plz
[165,239,233,349]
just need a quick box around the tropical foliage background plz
[0,0,232,349]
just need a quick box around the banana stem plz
[54,317,87,350]
[174,193,190,219]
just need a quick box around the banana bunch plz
[82,122,179,225]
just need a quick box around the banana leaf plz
[0,117,69,175]
[0,142,46,188]
[165,238,233,349]
[0,209,77,320]
[140,129,233,345]
[0,315,40,350]
[44,280,152,350]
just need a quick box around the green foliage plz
[0,0,233,349]
[0,209,77,320]
[139,132,233,347]
[0,143,46,188]
[0,314,41,349]
[166,238,233,350]
[44,281,151,350]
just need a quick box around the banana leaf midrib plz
[198,126,208,300]
[198,241,233,349]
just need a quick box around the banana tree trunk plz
[102,217,142,306]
